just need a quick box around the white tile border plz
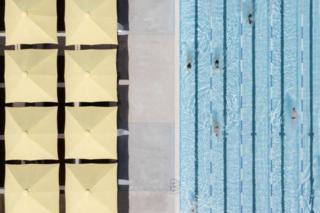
[175,0,180,211]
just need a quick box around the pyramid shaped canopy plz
[5,0,57,45]
[65,164,117,213]
[65,49,117,102]
[5,164,59,213]
[5,107,58,160]
[65,0,118,45]
[65,106,117,159]
[5,49,58,103]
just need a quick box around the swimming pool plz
[180,0,320,212]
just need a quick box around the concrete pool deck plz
[128,0,177,212]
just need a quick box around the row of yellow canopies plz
[5,164,118,213]
[4,1,120,212]
[5,106,118,160]
[5,0,118,45]
[5,49,117,103]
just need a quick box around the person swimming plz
[212,59,220,73]
[291,107,297,120]
[214,59,219,69]
[187,62,192,69]
[190,201,197,213]
[248,13,253,25]
[213,121,220,138]
[291,107,298,126]
[187,56,192,70]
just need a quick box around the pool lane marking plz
[239,1,244,212]
[299,1,304,212]
[251,0,257,212]
[280,0,285,211]
[268,0,274,212]
[194,0,199,208]
[209,5,214,211]
[223,0,228,211]
[309,0,314,211]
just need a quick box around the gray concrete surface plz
[128,0,177,212]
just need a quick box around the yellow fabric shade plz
[65,0,118,45]
[65,107,117,159]
[5,49,58,103]
[65,164,118,213]
[5,164,59,213]
[5,0,57,45]
[65,50,117,102]
[5,107,58,160]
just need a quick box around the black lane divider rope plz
[223,0,227,212]
[194,0,199,210]
[280,0,285,212]
[251,0,256,212]
[309,0,314,211]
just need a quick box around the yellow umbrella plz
[65,164,117,213]
[5,49,58,103]
[5,107,58,160]
[65,0,118,45]
[5,0,57,45]
[5,164,59,213]
[65,106,117,159]
[65,50,117,102]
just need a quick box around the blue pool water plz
[180,0,320,212]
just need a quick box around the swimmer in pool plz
[187,56,192,70]
[213,121,220,138]
[212,59,220,74]
[214,59,219,69]
[190,201,198,213]
[248,13,253,25]
[187,61,192,69]
[291,107,298,126]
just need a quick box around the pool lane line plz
[194,0,199,209]
[251,0,257,212]
[239,1,244,212]
[299,0,305,212]
[209,4,215,211]
[280,0,285,211]
[309,0,314,211]
[223,0,228,211]
[268,0,274,211]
